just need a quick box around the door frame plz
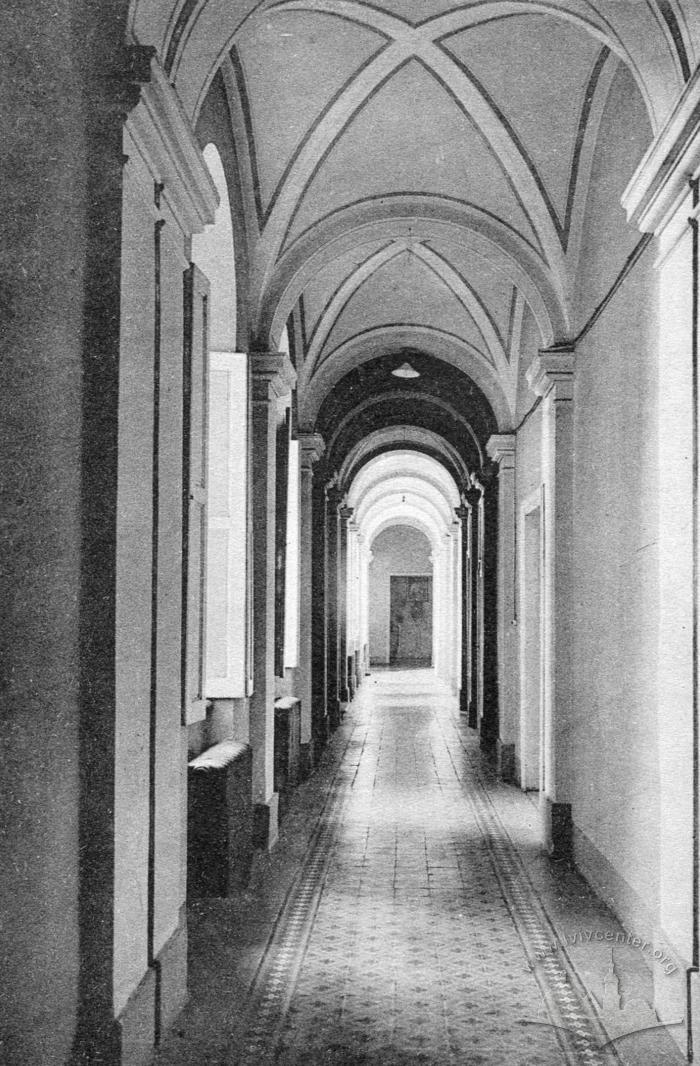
[518,489,544,791]
[388,573,433,666]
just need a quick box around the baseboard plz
[116,966,157,1066]
[496,740,515,783]
[155,906,188,1040]
[541,796,572,860]
[253,793,279,852]
[329,700,342,731]
[300,741,312,780]
[312,714,329,765]
[572,822,654,937]
[115,908,189,1066]
[572,822,690,1056]
[479,730,497,762]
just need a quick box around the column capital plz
[526,345,575,400]
[298,431,325,470]
[486,433,516,470]
[348,520,359,535]
[463,483,482,509]
[326,480,342,507]
[125,53,219,234]
[338,504,354,522]
[471,462,498,492]
[250,352,297,401]
[455,491,480,521]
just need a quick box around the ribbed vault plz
[315,350,498,484]
[129,0,688,443]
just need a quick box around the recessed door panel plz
[389,576,432,666]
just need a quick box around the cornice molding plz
[622,64,700,236]
[326,479,342,504]
[471,463,497,492]
[126,55,218,234]
[486,433,516,469]
[298,431,326,469]
[526,346,575,401]
[250,352,297,400]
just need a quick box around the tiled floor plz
[158,670,686,1066]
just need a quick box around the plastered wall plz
[568,63,661,940]
[511,61,670,962]
[0,4,125,1060]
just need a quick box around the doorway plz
[389,575,433,666]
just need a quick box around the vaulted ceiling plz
[131,0,697,441]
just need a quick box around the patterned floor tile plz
[230,671,620,1065]
[155,671,685,1066]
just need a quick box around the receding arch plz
[301,326,513,430]
[356,477,457,531]
[339,426,470,490]
[362,496,447,551]
[192,142,237,350]
[323,391,486,471]
[349,452,460,515]
[264,204,568,350]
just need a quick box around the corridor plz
[159,672,684,1066]
[7,3,700,1063]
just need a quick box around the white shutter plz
[182,264,210,724]
[205,351,249,698]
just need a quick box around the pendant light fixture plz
[392,361,420,379]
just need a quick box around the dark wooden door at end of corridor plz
[389,575,432,666]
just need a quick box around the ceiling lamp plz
[392,361,420,379]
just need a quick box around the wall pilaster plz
[487,434,517,783]
[526,346,575,859]
[338,504,354,705]
[623,69,700,1054]
[325,482,342,730]
[249,352,297,850]
[297,432,325,773]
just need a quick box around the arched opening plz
[190,142,250,739]
[192,143,236,352]
[8,1,700,1062]
[345,448,464,689]
[308,353,499,757]
[368,525,434,669]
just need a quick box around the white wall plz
[513,60,667,963]
[368,526,432,664]
[569,63,661,939]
